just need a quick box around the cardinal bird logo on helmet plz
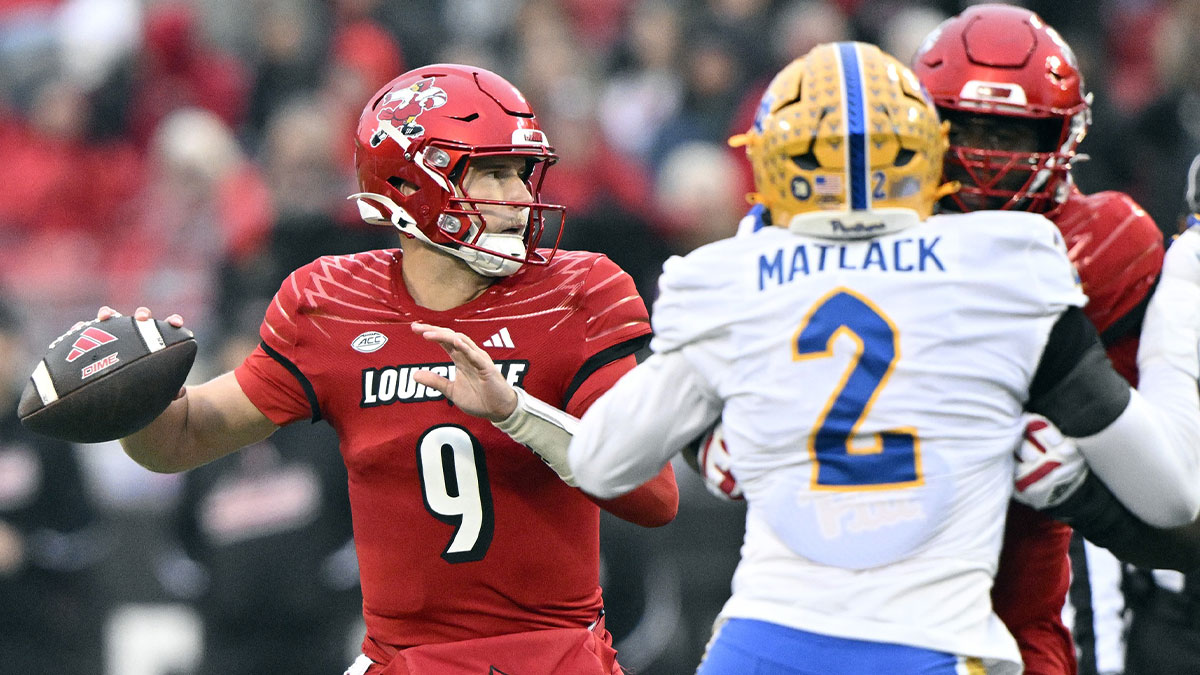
[370,77,449,147]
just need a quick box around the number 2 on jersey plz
[416,425,495,562]
[794,288,920,490]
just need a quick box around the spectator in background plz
[1125,0,1200,235]
[649,29,744,170]
[652,141,742,254]
[7,3,1200,673]
[126,2,249,147]
[0,300,108,675]
[700,0,776,80]
[876,5,945,64]
[719,0,854,199]
[323,18,406,168]
[598,0,685,166]
[107,107,273,352]
[0,75,143,346]
[244,0,331,136]
[770,0,850,66]
[557,0,636,52]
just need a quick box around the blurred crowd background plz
[2,0,1199,673]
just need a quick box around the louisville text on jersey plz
[361,360,530,407]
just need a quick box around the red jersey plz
[992,188,1164,675]
[233,248,656,663]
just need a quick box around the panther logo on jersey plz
[369,77,449,147]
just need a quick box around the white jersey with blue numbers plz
[568,209,1086,669]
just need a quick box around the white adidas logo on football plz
[482,327,515,349]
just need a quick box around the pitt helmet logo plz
[370,77,448,147]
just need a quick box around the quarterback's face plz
[461,156,533,235]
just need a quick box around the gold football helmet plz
[731,42,956,238]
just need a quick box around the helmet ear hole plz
[894,149,916,167]
[447,158,468,186]
[519,158,536,182]
[387,177,420,196]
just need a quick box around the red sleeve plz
[234,346,312,426]
[232,265,317,425]
[568,354,679,528]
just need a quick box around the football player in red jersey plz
[912,5,1164,674]
[108,64,678,675]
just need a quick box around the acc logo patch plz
[370,77,449,147]
[352,331,388,353]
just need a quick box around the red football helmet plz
[913,4,1090,215]
[351,64,565,276]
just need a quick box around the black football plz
[17,317,197,444]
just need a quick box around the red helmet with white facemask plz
[351,64,565,276]
[913,4,1090,215]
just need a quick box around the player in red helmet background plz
[914,5,1165,674]
[98,63,678,675]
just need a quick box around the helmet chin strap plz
[454,233,526,277]
[348,192,526,277]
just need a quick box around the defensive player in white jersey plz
[412,42,1200,674]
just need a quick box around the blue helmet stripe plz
[838,42,869,210]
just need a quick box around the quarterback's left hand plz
[411,322,517,421]
[1013,414,1090,511]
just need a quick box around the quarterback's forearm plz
[121,372,276,473]
[587,462,679,527]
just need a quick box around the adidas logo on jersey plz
[361,359,529,407]
[482,327,515,349]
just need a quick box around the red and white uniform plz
[992,187,1164,675]
[234,248,670,669]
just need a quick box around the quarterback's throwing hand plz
[1013,414,1089,510]
[410,322,517,422]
